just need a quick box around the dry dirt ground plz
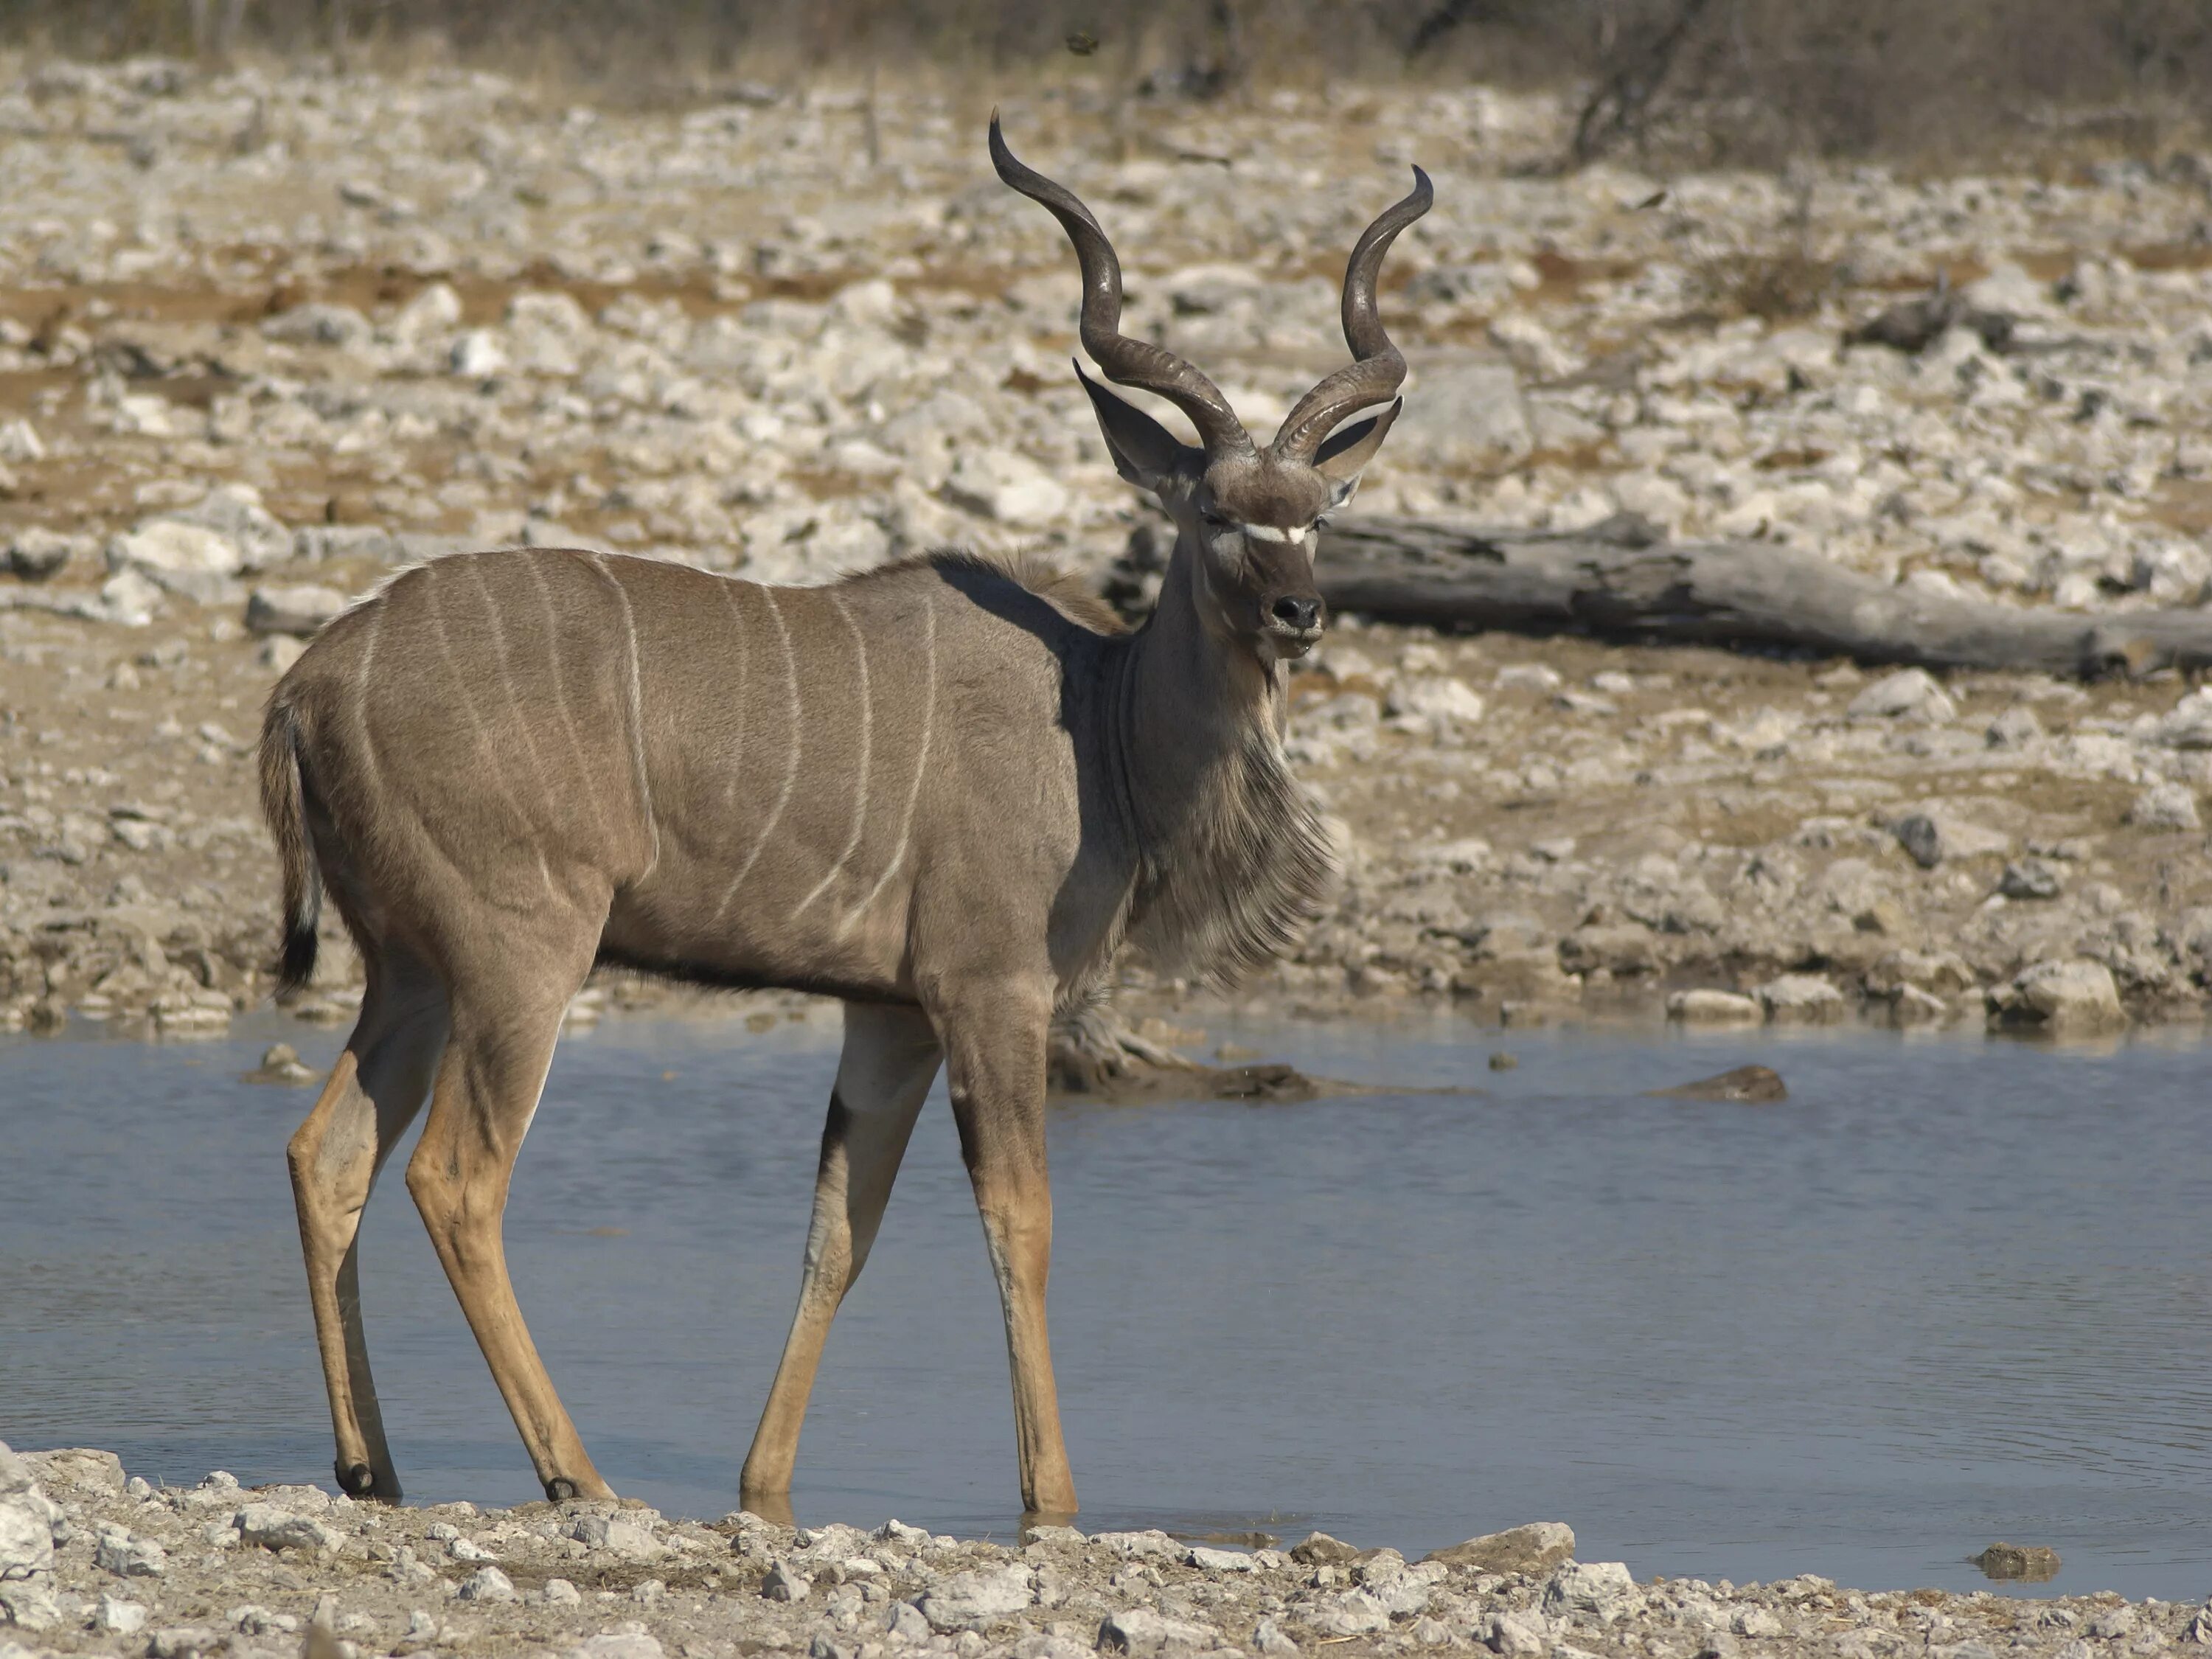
[2,57,2211,1046]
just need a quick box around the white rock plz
[1386,675,1487,726]
[108,521,244,601]
[1484,1610,1548,1657]
[94,1526,167,1576]
[2128,781,2202,830]
[566,1634,665,1659]
[942,448,1069,527]
[1543,1561,1639,1621]
[450,329,509,377]
[883,1601,933,1644]
[1986,706,2043,749]
[98,570,164,627]
[1493,662,1563,692]
[1667,988,1764,1024]
[1848,667,1957,723]
[563,1513,665,1559]
[1759,974,1847,1023]
[760,1559,811,1601]
[1097,1605,1216,1655]
[917,1565,1032,1631]
[829,278,900,327]
[543,1578,580,1605]
[2155,690,2212,749]
[1186,1546,1255,1572]
[2003,959,2126,1033]
[246,585,349,638]
[0,1457,55,1587]
[453,1566,516,1603]
[392,282,463,343]
[0,1582,58,1632]
[0,420,45,463]
[97,1593,148,1634]
[1309,1590,1392,1637]
[22,1449,123,1492]
[234,1504,340,1554]
[1088,1530,1180,1558]
[165,484,292,569]
[114,394,178,437]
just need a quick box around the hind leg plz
[288,945,449,1501]
[406,942,611,1501]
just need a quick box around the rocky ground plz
[3,56,2212,1040]
[7,1441,2208,1659]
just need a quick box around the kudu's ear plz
[1311,399,1401,507]
[1077,362,1197,494]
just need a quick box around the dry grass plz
[1,0,2209,170]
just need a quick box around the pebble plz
[5,1434,2205,1659]
[2000,859,2065,900]
[1666,989,1764,1025]
[1849,669,1958,725]
[1973,1542,2062,1581]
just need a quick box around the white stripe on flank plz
[467,559,559,804]
[841,591,935,937]
[353,592,383,789]
[585,552,659,877]
[521,554,619,847]
[713,578,752,826]
[424,560,556,901]
[714,584,801,921]
[791,590,871,919]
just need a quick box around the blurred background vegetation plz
[1,0,2208,169]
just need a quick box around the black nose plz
[1270,595,1321,631]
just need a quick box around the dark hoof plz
[335,1461,387,1500]
[544,1477,580,1502]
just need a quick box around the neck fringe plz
[1121,712,1340,990]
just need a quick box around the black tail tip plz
[277,922,319,998]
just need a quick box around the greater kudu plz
[259,118,1430,1517]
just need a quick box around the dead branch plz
[1313,513,2212,678]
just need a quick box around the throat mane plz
[1122,717,1340,987]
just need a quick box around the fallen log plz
[1312,512,2212,678]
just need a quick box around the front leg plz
[936,980,1077,1517]
[741,1002,941,1506]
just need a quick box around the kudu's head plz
[991,116,1430,663]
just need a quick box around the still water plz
[1,1012,2208,1599]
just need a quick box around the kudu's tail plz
[257,695,321,996]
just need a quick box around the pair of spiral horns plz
[989,115,1432,465]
